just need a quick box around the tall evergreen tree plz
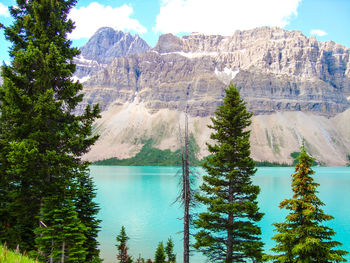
[193,83,264,263]
[165,237,176,263]
[74,169,102,262]
[0,0,100,259]
[35,196,87,263]
[154,242,166,263]
[116,226,132,263]
[266,142,348,262]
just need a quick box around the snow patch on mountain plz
[72,75,90,83]
[214,67,239,84]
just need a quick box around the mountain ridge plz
[79,27,350,118]
[52,27,350,165]
[73,27,150,82]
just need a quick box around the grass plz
[0,244,40,263]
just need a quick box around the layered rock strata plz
[79,27,350,165]
[81,27,350,117]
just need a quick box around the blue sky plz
[0,0,349,63]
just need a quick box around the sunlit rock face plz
[78,27,350,165]
[80,27,350,117]
[73,27,150,82]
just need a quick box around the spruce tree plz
[74,169,102,262]
[154,242,166,263]
[135,254,145,263]
[193,83,264,263]
[0,0,100,258]
[35,196,87,263]
[266,143,348,262]
[116,226,132,263]
[165,237,176,263]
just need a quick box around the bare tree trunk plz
[49,239,53,263]
[226,180,234,263]
[178,113,193,263]
[61,241,65,263]
[183,114,190,263]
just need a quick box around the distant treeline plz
[94,137,201,166]
[94,144,314,167]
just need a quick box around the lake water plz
[91,166,350,263]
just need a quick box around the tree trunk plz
[183,114,190,263]
[61,241,65,263]
[49,239,53,263]
[226,179,234,263]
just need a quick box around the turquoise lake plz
[91,166,350,263]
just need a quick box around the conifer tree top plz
[267,141,348,262]
[194,83,263,263]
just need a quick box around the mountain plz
[80,27,350,166]
[81,27,150,64]
[73,27,150,82]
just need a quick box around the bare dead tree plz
[176,113,197,263]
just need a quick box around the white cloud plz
[155,0,302,35]
[68,2,147,39]
[310,29,327,37]
[0,2,9,17]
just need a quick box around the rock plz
[84,103,350,166]
[80,27,350,117]
[78,27,350,165]
[73,27,150,83]
[80,27,150,64]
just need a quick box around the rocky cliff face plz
[81,27,350,117]
[79,27,350,165]
[73,27,150,81]
[80,27,150,64]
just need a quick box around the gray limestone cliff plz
[80,27,350,117]
[78,27,350,165]
[73,27,150,81]
[80,27,150,64]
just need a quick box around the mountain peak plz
[79,26,350,166]
[80,27,150,64]
[154,33,184,53]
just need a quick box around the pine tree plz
[35,196,87,263]
[266,142,348,262]
[0,0,100,257]
[116,226,132,263]
[165,237,176,263]
[154,242,166,263]
[193,83,264,263]
[74,169,102,262]
[135,254,145,263]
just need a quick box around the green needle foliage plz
[35,197,87,263]
[193,83,264,263]
[0,0,101,261]
[74,170,102,262]
[266,142,348,262]
[154,242,166,263]
[116,226,132,263]
[165,237,176,263]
